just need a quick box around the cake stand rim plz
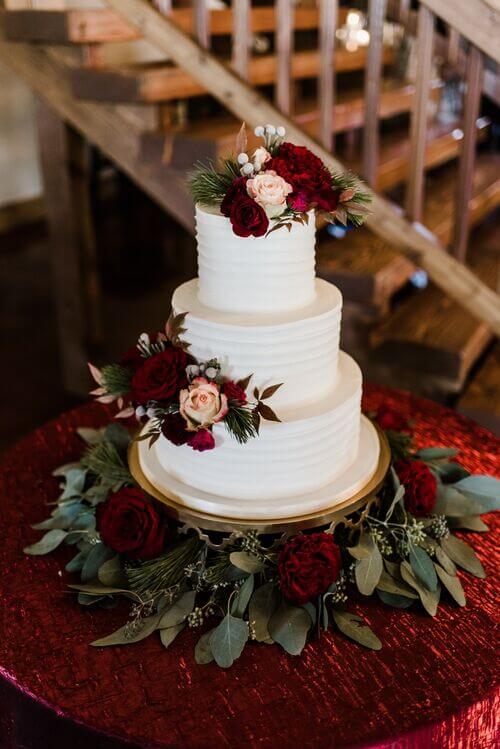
[128,420,391,534]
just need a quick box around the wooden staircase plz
[1,0,499,404]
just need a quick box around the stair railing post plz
[452,44,484,262]
[193,0,210,49]
[362,0,387,187]
[276,0,293,115]
[232,0,250,79]
[318,0,338,150]
[405,4,434,223]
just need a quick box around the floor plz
[1,182,499,453]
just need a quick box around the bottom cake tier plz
[136,354,380,520]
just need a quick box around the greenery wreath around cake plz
[188,123,371,237]
[25,323,500,667]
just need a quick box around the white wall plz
[0,62,42,207]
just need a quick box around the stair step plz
[371,155,500,390]
[70,46,396,103]
[457,343,500,435]
[5,6,350,44]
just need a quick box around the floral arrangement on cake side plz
[188,123,371,237]
[24,408,499,668]
[88,313,281,453]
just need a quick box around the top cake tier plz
[196,204,316,314]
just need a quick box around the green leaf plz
[348,530,376,560]
[24,529,67,555]
[441,535,486,578]
[159,591,196,628]
[434,564,466,607]
[229,551,264,574]
[434,485,481,517]
[231,574,254,618]
[248,582,279,643]
[32,502,83,531]
[104,423,131,451]
[195,629,215,664]
[400,562,440,616]
[77,427,104,445]
[331,609,382,650]
[92,614,161,647]
[65,550,87,573]
[377,590,415,609]
[303,601,317,627]
[98,555,128,587]
[78,592,105,606]
[449,516,489,532]
[376,569,418,599]
[385,484,405,522]
[60,468,87,499]
[160,623,184,649]
[434,545,457,576]
[268,600,312,656]
[436,462,470,483]
[209,614,249,668]
[354,536,383,595]
[409,546,438,591]
[453,476,500,512]
[68,582,130,596]
[81,542,115,583]
[415,447,458,461]
[384,559,402,579]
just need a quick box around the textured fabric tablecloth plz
[0,383,499,749]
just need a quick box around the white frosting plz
[173,278,342,411]
[147,353,362,504]
[196,204,316,313]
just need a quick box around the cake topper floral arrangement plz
[88,314,281,453]
[188,123,371,237]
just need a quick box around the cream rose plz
[246,170,293,218]
[179,377,228,431]
[253,146,271,172]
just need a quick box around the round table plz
[1,384,498,749]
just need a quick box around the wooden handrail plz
[102,0,500,336]
[420,0,500,64]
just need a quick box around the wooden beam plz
[420,0,500,64]
[99,0,500,334]
[318,0,337,149]
[275,0,293,115]
[231,0,250,79]
[362,0,387,186]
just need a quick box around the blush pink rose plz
[246,170,293,217]
[179,377,228,431]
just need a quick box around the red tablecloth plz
[1,384,499,749]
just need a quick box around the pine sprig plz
[188,159,240,206]
[127,537,203,596]
[101,364,133,397]
[81,441,132,486]
[224,404,259,444]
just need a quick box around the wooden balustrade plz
[318,0,338,149]
[362,0,387,186]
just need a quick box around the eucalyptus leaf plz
[32,502,83,531]
[229,551,264,574]
[160,623,184,649]
[409,546,438,591]
[348,530,376,561]
[434,485,482,517]
[385,484,405,522]
[209,614,249,668]
[355,540,383,596]
[441,535,486,578]
[78,592,105,606]
[81,542,115,583]
[453,475,500,509]
[69,582,131,596]
[231,574,254,618]
[434,545,457,576]
[377,590,415,609]
[195,629,215,664]
[331,609,382,650]
[24,529,67,556]
[321,601,329,630]
[104,423,131,451]
[159,591,196,628]
[376,569,418,599]
[92,614,161,646]
[400,562,440,616]
[384,560,402,579]
[268,600,312,656]
[248,582,279,643]
[303,601,317,627]
[415,447,458,461]
[60,468,87,499]
[77,427,104,445]
[434,564,466,607]
[436,462,470,483]
[65,550,87,573]
[449,516,489,532]
[98,555,128,587]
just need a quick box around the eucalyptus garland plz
[24,414,500,669]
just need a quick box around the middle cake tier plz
[172,278,342,412]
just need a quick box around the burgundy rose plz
[220,177,248,217]
[223,380,247,404]
[288,192,310,212]
[228,195,269,238]
[313,187,339,212]
[188,428,215,452]
[161,412,191,446]
[97,487,166,559]
[131,345,189,406]
[375,406,410,433]
[268,142,335,211]
[278,532,341,605]
[119,332,164,372]
[395,459,437,517]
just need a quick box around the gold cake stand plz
[128,424,391,537]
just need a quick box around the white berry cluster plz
[236,124,286,177]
